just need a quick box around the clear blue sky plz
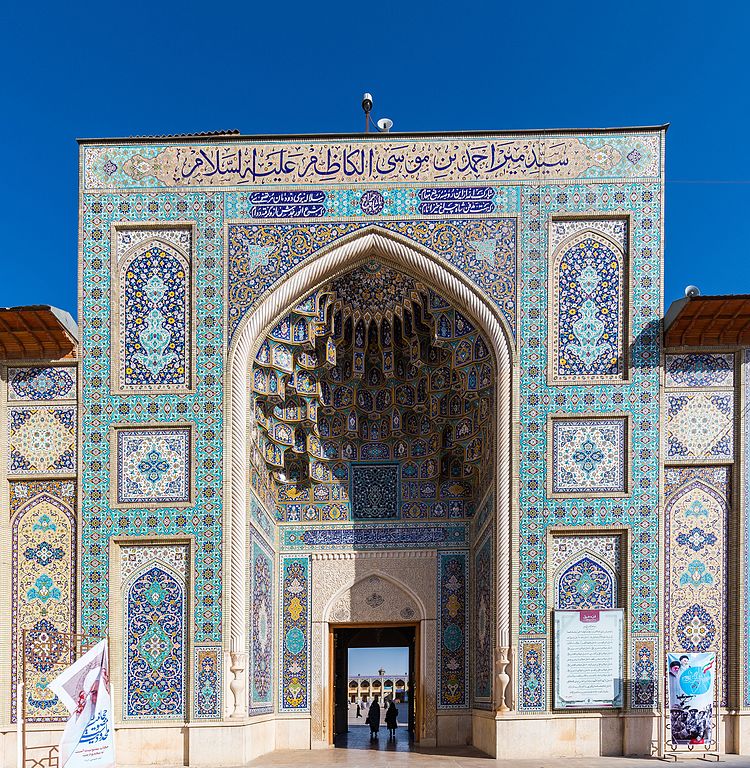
[348,647,409,677]
[2,1,746,319]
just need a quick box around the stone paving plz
[246,745,750,768]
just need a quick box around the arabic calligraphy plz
[360,190,385,215]
[172,143,565,182]
[250,204,326,219]
[303,526,451,546]
[418,187,494,201]
[79,710,110,744]
[247,190,327,219]
[416,187,495,215]
[248,190,325,204]
[95,136,632,188]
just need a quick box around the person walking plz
[367,697,381,739]
[385,700,399,738]
[356,703,362,718]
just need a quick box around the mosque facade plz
[2,125,750,762]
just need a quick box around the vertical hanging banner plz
[554,609,624,708]
[666,652,716,749]
[48,640,116,768]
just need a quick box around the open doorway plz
[331,624,417,750]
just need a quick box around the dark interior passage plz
[332,625,416,750]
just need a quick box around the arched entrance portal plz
[226,228,515,748]
[331,624,417,749]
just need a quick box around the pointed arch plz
[115,542,190,722]
[548,225,627,384]
[123,562,187,720]
[554,550,618,610]
[113,232,192,392]
[225,226,515,668]
[11,487,77,723]
[321,568,428,624]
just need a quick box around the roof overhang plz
[0,306,78,360]
[77,124,670,145]
[664,295,750,347]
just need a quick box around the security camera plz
[362,93,373,114]
[684,285,701,298]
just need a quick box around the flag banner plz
[666,651,715,748]
[48,640,115,768]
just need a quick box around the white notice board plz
[554,609,624,709]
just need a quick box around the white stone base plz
[0,715,284,768]
[491,711,659,758]
[7,711,750,766]
[436,712,472,746]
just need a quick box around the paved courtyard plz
[247,749,750,767]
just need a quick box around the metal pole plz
[18,629,25,768]
[17,682,24,768]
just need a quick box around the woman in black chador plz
[385,700,399,738]
[367,697,381,739]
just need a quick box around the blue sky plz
[349,647,409,677]
[1,1,746,319]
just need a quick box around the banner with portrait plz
[666,652,715,749]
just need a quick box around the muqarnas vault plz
[2,124,750,764]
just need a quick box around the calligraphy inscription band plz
[84,135,660,189]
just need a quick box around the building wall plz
[0,362,79,733]
[2,129,678,763]
[660,351,742,718]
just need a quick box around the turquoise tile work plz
[76,130,664,720]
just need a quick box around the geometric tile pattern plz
[551,418,627,495]
[557,556,616,609]
[117,233,191,390]
[116,427,191,505]
[280,555,310,712]
[79,196,223,647]
[471,490,494,542]
[472,532,493,708]
[122,544,188,719]
[193,646,222,719]
[249,537,274,714]
[77,132,664,723]
[350,464,400,520]
[8,366,77,401]
[517,180,663,713]
[631,636,658,709]
[666,393,733,460]
[665,353,734,388]
[551,534,620,610]
[518,638,546,712]
[437,551,468,709]
[8,406,76,475]
[549,220,627,382]
[250,490,275,544]
[665,466,728,706]
[10,481,77,723]
[228,218,517,342]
